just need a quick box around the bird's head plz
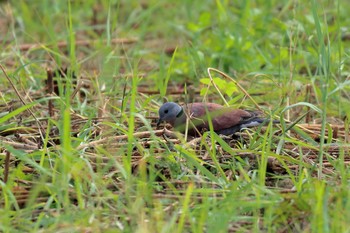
[157,102,183,127]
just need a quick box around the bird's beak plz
[156,118,162,127]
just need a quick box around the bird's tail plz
[241,118,279,128]
[217,118,279,135]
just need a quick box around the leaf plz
[199,77,238,97]
[198,12,211,27]
[0,102,37,125]
[199,78,211,85]
[328,80,350,97]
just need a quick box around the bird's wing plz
[186,103,253,131]
[211,109,254,131]
[180,103,263,135]
[180,103,222,132]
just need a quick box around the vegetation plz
[1,0,350,232]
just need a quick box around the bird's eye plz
[164,109,168,114]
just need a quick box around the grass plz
[1,0,350,232]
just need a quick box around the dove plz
[157,102,277,136]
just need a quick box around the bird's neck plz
[174,107,186,128]
[176,107,184,118]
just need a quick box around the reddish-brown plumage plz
[185,103,250,129]
[173,103,262,136]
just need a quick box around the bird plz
[157,102,278,136]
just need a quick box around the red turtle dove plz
[157,102,278,136]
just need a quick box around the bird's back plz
[178,103,256,135]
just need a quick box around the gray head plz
[157,102,183,126]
